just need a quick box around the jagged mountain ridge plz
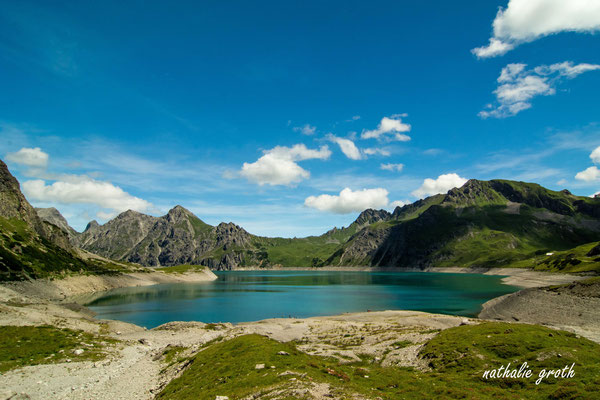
[36,177,600,271]
[74,205,262,269]
[327,179,600,269]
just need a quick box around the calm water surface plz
[83,271,518,329]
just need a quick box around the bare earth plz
[0,268,597,400]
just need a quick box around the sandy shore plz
[1,269,217,301]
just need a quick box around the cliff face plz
[75,205,260,269]
[36,207,78,240]
[0,160,106,280]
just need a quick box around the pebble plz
[215,396,229,400]
[255,364,265,370]
[277,351,290,356]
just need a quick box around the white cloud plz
[411,173,468,198]
[390,200,406,208]
[361,115,411,141]
[240,144,331,186]
[364,148,391,157]
[380,163,404,172]
[480,62,600,118]
[328,135,362,160]
[575,166,600,182]
[590,146,600,164]
[22,177,153,213]
[473,0,600,58]
[293,124,316,135]
[5,147,49,168]
[304,187,389,214]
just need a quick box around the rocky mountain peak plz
[84,220,100,232]
[166,205,195,222]
[35,207,77,238]
[353,209,392,227]
[116,209,145,220]
[215,222,251,247]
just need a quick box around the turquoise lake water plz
[83,271,519,329]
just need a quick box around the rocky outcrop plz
[0,160,71,251]
[36,207,78,239]
[352,209,391,227]
[76,206,262,269]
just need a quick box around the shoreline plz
[230,265,589,288]
[1,269,218,301]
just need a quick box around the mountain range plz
[2,158,600,279]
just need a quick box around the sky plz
[1,0,600,237]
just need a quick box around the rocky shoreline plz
[2,269,218,301]
[0,267,598,399]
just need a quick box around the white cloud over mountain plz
[480,62,600,118]
[241,144,331,186]
[5,146,154,220]
[304,187,389,214]
[5,147,49,168]
[23,177,152,214]
[473,0,600,58]
[411,173,468,198]
[575,146,600,182]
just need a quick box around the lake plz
[83,270,519,329]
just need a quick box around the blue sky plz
[1,0,600,237]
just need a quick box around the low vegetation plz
[0,325,116,373]
[158,322,600,399]
[156,264,208,274]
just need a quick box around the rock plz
[277,351,290,356]
[459,318,470,326]
[255,364,265,369]
[138,338,150,345]
[587,243,600,257]
[73,349,85,355]
[215,396,229,400]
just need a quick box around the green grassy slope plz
[158,322,600,400]
[0,216,136,281]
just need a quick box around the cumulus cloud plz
[240,144,331,186]
[22,177,153,213]
[480,62,600,118]
[361,115,411,142]
[5,147,49,168]
[591,146,600,164]
[304,187,389,214]
[575,166,600,182]
[328,135,362,160]
[380,163,404,172]
[575,146,600,182]
[293,124,316,135]
[473,0,600,58]
[390,200,406,208]
[411,173,468,198]
[363,148,391,157]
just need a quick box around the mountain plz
[36,207,78,240]
[74,205,267,269]
[0,160,128,281]
[326,179,600,270]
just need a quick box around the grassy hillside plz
[157,322,600,399]
[0,216,136,281]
